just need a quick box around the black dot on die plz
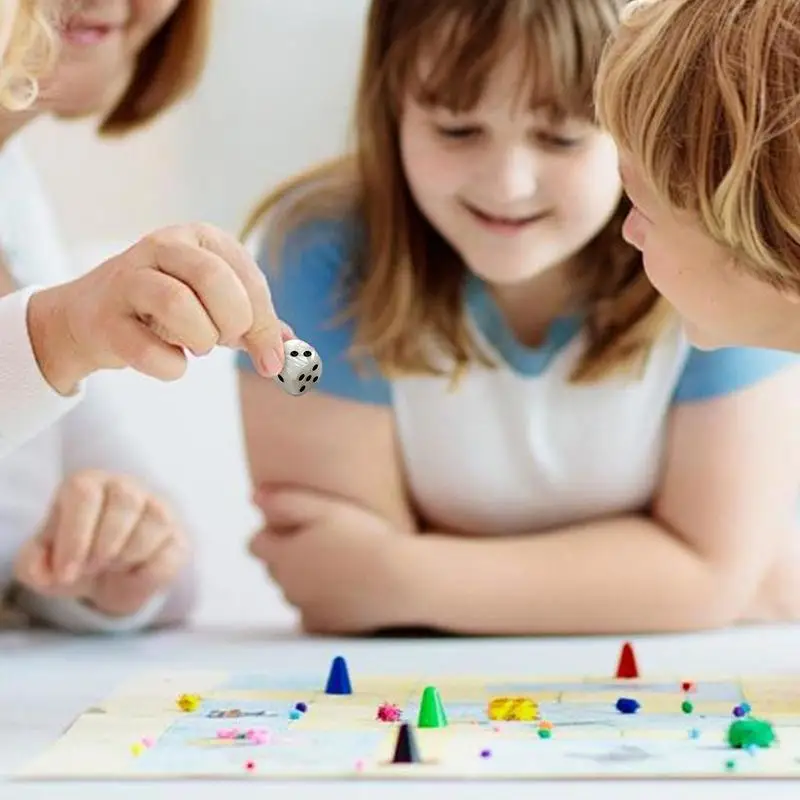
[298,374,305,381]
[305,375,312,382]
[299,385,306,393]
[312,364,319,371]
[303,350,312,357]
[290,350,299,357]
[277,375,284,382]
[312,376,318,382]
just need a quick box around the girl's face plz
[398,43,623,289]
[619,155,800,351]
[38,0,180,116]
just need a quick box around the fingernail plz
[261,346,284,377]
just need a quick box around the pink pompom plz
[376,702,402,722]
[246,728,270,745]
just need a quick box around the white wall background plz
[19,0,369,627]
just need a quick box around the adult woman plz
[0,1,288,632]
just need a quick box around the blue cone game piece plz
[324,655,352,695]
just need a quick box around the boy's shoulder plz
[672,343,800,404]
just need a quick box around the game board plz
[15,652,800,781]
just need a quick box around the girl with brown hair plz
[240,0,800,635]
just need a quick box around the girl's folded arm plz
[239,371,416,533]
[399,364,800,635]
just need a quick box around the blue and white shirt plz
[238,217,799,535]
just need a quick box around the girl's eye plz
[537,133,583,149]
[435,125,482,140]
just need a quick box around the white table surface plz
[2,623,800,799]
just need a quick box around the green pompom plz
[681,700,693,714]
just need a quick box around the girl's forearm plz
[401,516,740,635]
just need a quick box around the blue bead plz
[615,697,640,714]
[732,705,746,717]
[740,702,751,714]
[289,709,302,720]
[294,702,308,713]
[689,728,700,739]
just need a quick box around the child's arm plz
[240,370,416,534]
[239,219,417,535]
[246,356,800,635]
[404,364,800,634]
[240,217,799,634]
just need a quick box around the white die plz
[274,338,322,396]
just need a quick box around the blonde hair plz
[596,0,800,291]
[246,0,671,383]
[0,0,58,111]
[99,0,212,136]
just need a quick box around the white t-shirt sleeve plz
[0,285,84,458]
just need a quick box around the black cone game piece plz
[391,722,421,763]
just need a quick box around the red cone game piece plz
[615,641,639,679]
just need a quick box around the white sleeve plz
[0,285,84,459]
[10,588,169,635]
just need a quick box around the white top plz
[238,217,800,536]
[0,285,84,459]
[0,124,87,458]
[0,138,190,633]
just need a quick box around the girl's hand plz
[13,469,188,617]
[249,486,418,633]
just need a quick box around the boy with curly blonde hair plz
[596,0,800,352]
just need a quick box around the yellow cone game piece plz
[488,697,538,721]
[177,693,201,712]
